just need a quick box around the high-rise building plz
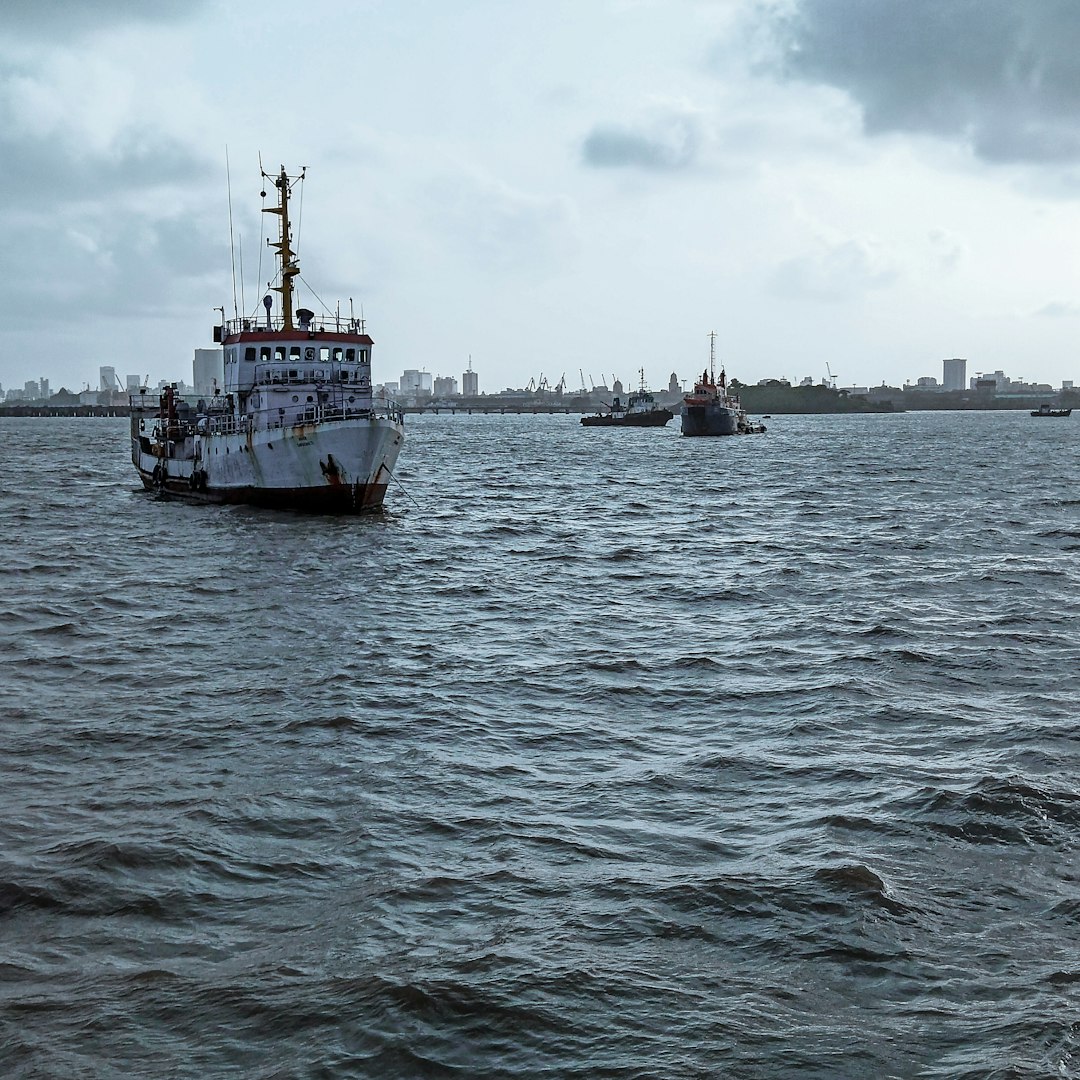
[193,348,225,397]
[942,357,966,391]
[462,367,479,396]
[400,369,432,394]
[99,365,119,392]
[433,375,458,398]
[126,374,142,392]
[23,379,40,400]
[38,378,49,401]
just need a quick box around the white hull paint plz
[132,412,403,512]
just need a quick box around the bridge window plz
[260,347,271,363]
[289,346,301,361]
[245,347,256,362]
[345,348,355,362]
[332,347,343,363]
[320,346,330,363]
[274,346,286,362]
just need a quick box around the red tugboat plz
[680,332,765,436]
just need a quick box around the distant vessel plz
[129,164,404,512]
[680,332,765,436]
[581,371,673,427]
[1031,404,1072,418]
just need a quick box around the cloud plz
[764,0,1080,165]
[1,0,203,41]
[582,107,703,171]
[422,171,579,276]
[1033,300,1080,319]
[0,127,211,208]
[927,228,966,273]
[7,204,225,331]
[769,235,900,301]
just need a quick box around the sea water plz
[1,411,1078,1078]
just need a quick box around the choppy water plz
[1,410,1079,1079]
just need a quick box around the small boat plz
[581,371,673,427]
[1031,404,1072,417]
[129,164,404,512]
[680,332,766,436]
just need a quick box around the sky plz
[5,0,1080,395]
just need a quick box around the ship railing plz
[200,413,252,436]
[221,314,368,337]
[253,399,404,431]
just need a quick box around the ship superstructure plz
[130,165,404,511]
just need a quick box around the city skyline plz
[1,354,1070,405]
[4,3,1080,394]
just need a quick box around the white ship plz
[130,165,404,512]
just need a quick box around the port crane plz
[825,362,837,389]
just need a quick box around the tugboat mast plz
[263,165,304,331]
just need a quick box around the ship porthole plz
[292,395,299,403]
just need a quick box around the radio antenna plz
[226,145,239,321]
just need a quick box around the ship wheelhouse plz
[218,318,376,431]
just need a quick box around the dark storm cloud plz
[7,204,227,331]
[767,0,1080,164]
[582,112,702,171]
[0,129,211,207]
[1,0,203,40]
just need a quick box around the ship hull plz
[581,410,673,427]
[132,413,404,513]
[680,404,741,436]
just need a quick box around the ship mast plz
[263,165,302,331]
[709,330,717,382]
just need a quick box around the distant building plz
[126,374,142,392]
[39,378,50,401]
[433,375,458,398]
[193,348,224,397]
[942,357,966,391]
[99,366,120,392]
[1064,380,1074,391]
[400,369,432,395]
[23,380,39,400]
[156,379,192,395]
[971,369,1008,392]
[916,376,939,389]
[668,372,680,393]
[79,390,100,406]
[462,366,479,396]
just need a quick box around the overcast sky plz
[5,0,1080,395]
